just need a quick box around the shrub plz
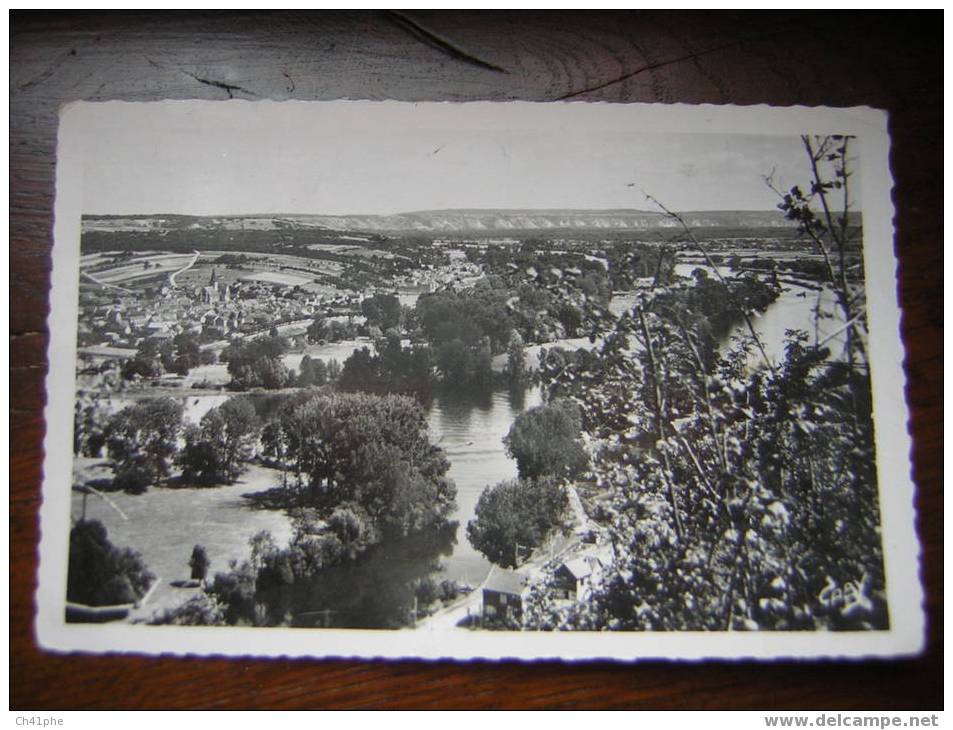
[112,461,151,494]
[149,593,226,626]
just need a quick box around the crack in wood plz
[145,58,258,99]
[555,37,752,100]
[384,10,508,74]
[181,70,258,99]
[16,52,70,92]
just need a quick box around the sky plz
[68,101,857,216]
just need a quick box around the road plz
[80,269,135,293]
[168,250,201,287]
[80,251,199,292]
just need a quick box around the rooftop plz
[483,565,528,596]
[561,557,596,581]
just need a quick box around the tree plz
[189,545,210,580]
[556,302,584,337]
[466,477,568,567]
[504,399,589,480]
[361,293,402,332]
[122,337,165,380]
[121,355,160,381]
[121,334,203,378]
[176,429,219,484]
[770,135,869,421]
[326,321,354,343]
[327,503,370,546]
[271,391,456,537]
[178,397,261,484]
[434,339,469,383]
[169,332,203,375]
[339,347,377,389]
[307,314,329,343]
[339,341,434,393]
[297,355,328,387]
[224,336,292,390]
[105,397,184,488]
[67,519,154,607]
[415,284,514,354]
[504,333,530,386]
[74,394,108,457]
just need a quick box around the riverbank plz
[416,485,591,632]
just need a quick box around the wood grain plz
[10,10,942,709]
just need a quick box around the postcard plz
[36,100,922,660]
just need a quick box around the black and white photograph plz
[37,100,922,660]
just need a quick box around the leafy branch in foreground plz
[525,136,884,631]
[767,135,868,369]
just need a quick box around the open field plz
[172,263,251,288]
[201,251,347,274]
[71,459,294,621]
[306,243,400,260]
[82,253,197,284]
[155,253,345,289]
[241,270,318,287]
[306,243,371,253]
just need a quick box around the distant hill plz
[82,209,860,234]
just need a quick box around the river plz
[425,385,543,586]
[670,262,844,364]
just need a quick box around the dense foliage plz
[263,391,456,538]
[67,519,154,606]
[306,314,329,343]
[204,520,457,628]
[121,333,213,380]
[197,391,460,626]
[415,281,514,355]
[504,399,589,481]
[524,136,885,631]
[105,397,184,490]
[339,336,434,394]
[296,355,329,387]
[503,333,531,386]
[470,247,616,343]
[466,477,568,568]
[177,397,261,485]
[149,593,226,626]
[73,392,108,457]
[221,335,292,390]
[605,242,677,291]
[540,273,779,439]
[361,293,402,331]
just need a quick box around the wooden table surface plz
[10,11,942,709]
